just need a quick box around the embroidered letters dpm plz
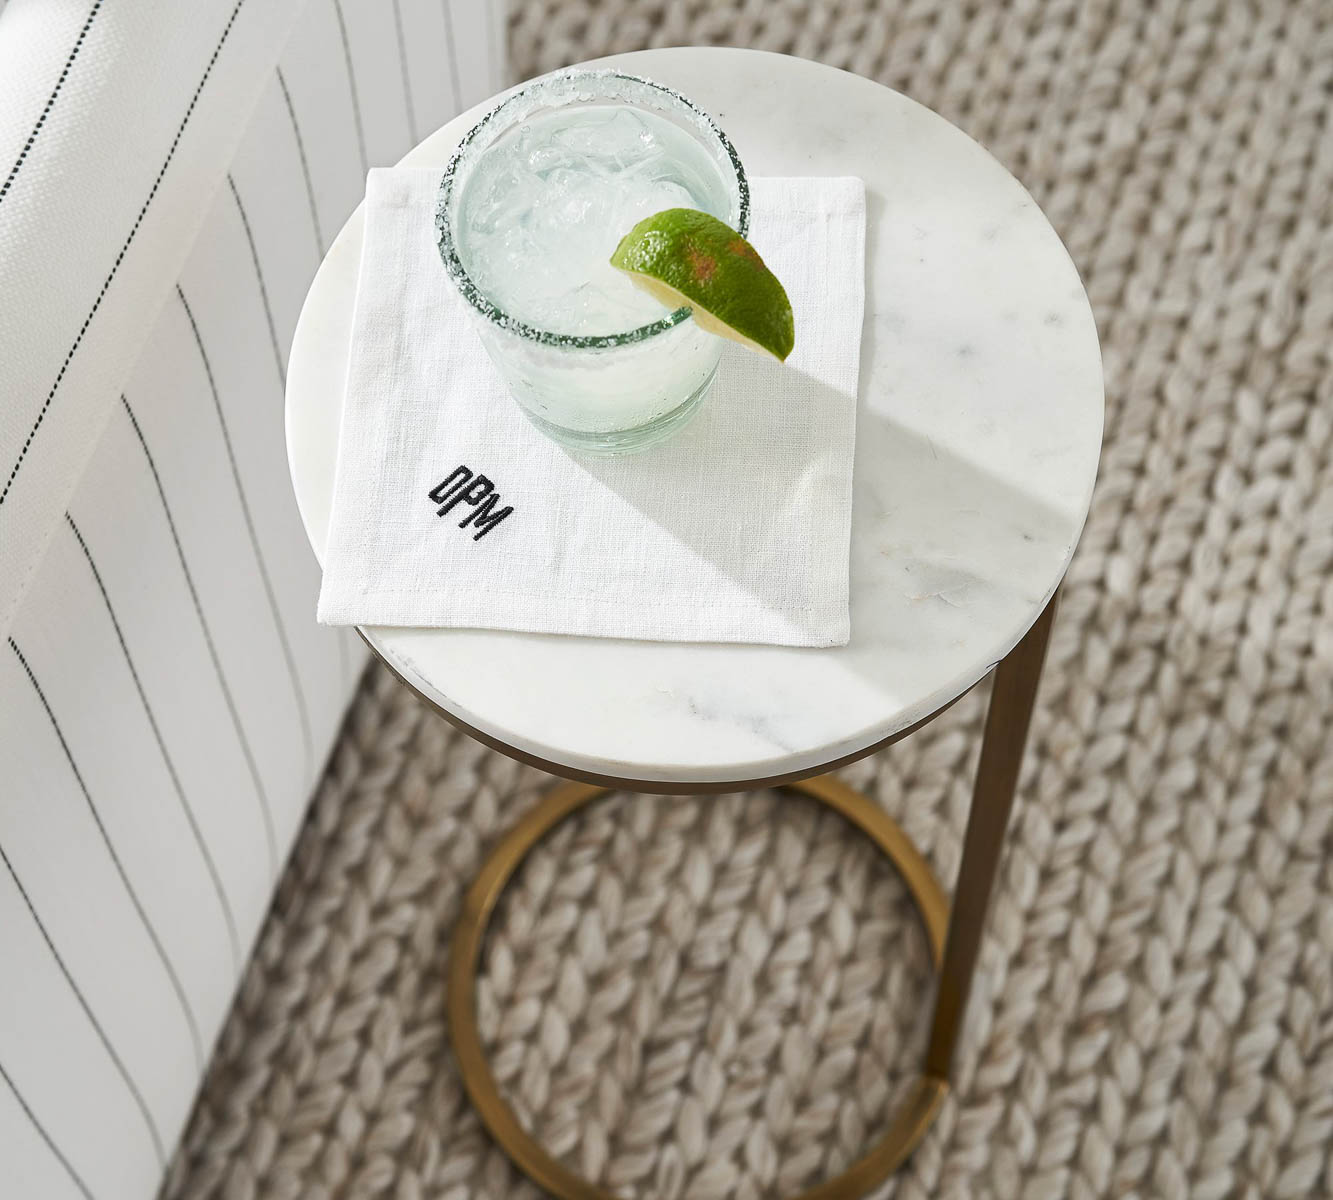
[428,465,514,541]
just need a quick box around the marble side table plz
[286,48,1103,1200]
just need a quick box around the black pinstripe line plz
[226,175,288,388]
[64,513,241,972]
[274,67,324,258]
[391,0,420,144]
[0,0,104,208]
[175,285,314,784]
[441,0,463,113]
[228,172,348,692]
[0,840,164,1170]
[7,638,204,1071]
[331,0,369,176]
[0,1058,96,1198]
[120,394,278,878]
[0,0,246,509]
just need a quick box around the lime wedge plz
[610,208,795,361]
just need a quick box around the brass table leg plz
[446,595,1057,1198]
[924,594,1057,1081]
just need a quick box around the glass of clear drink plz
[436,69,749,455]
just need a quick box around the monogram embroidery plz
[428,465,514,541]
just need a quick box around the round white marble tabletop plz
[286,47,1103,787]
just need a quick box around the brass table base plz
[444,596,1058,1198]
[448,777,951,1200]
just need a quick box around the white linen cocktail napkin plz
[317,169,865,647]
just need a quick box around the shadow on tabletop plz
[569,347,1074,703]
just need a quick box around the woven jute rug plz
[163,2,1333,1197]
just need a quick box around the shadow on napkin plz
[571,350,854,644]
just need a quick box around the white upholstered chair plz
[0,3,505,1195]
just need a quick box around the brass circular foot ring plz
[448,776,951,1199]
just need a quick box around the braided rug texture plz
[164,2,1333,1197]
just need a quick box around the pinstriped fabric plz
[63,512,243,972]
[7,635,206,1070]
[0,3,505,1197]
[174,282,315,783]
[225,176,287,388]
[391,0,419,144]
[119,391,281,879]
[442,0,465,111]
[0,833,166,1168]
[0,0,104,208]
[0,0,245,512]
[0,1,297,642]
[275,65,324,256]
[331,0,370,176]
[0,1059,95,1200]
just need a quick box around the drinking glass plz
[436,69,749,454]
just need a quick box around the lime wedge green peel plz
[610,209,795,362]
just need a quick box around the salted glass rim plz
[435,68,750,350]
